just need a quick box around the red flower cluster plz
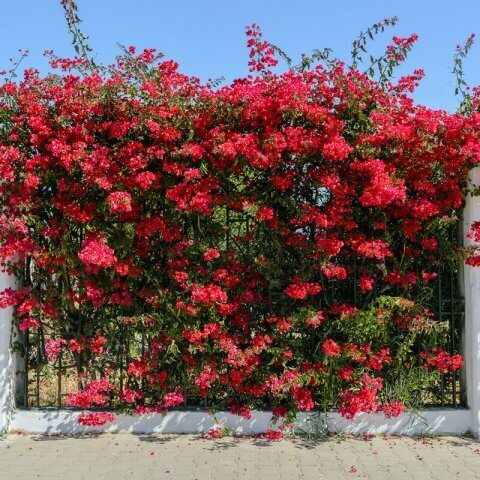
[77,412,115,426]
[339,375,383,420]
[284,280,322,300]
[322,339,340,357]
[78,237,117,269]
[106,191,133,214]
[421,350,464,373]
[66,378,114,409]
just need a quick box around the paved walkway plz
[0,433,479,479]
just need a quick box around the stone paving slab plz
[0,433,479,479]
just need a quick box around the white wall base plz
[0,272,16,434]
[9,409,472,436]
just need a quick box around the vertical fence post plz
[463,167,480,438]
[0,268,16,434]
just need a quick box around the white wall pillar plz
[0,270,16,434]
[463,167,480,438]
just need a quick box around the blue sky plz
[1,0,479,111]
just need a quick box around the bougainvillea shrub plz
[1,10,480,430]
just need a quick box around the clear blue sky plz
[1,0,479,111]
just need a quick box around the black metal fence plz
[13,212,466,410]
[431,264,465,408]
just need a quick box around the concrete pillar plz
[463,167,480,438]
[0,269,16,434]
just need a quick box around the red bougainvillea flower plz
[78,237,117,268]
[77,412,115,427]
[381,401,405,418]
[339,375,383,420]
[204,248,220,261]
[421,350,464,372]
[293,387,315,411]
[45,338,67,362]
[208,427,224,439]
[191,284,228,305]
[284,280,322,300]
[263,429,283,441]
[163,390,184,409]
[106,191,133,214]
[322,339,341,357]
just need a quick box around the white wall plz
[463,167,480,437]
[9,409,472,436]
[0,270,16,434]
